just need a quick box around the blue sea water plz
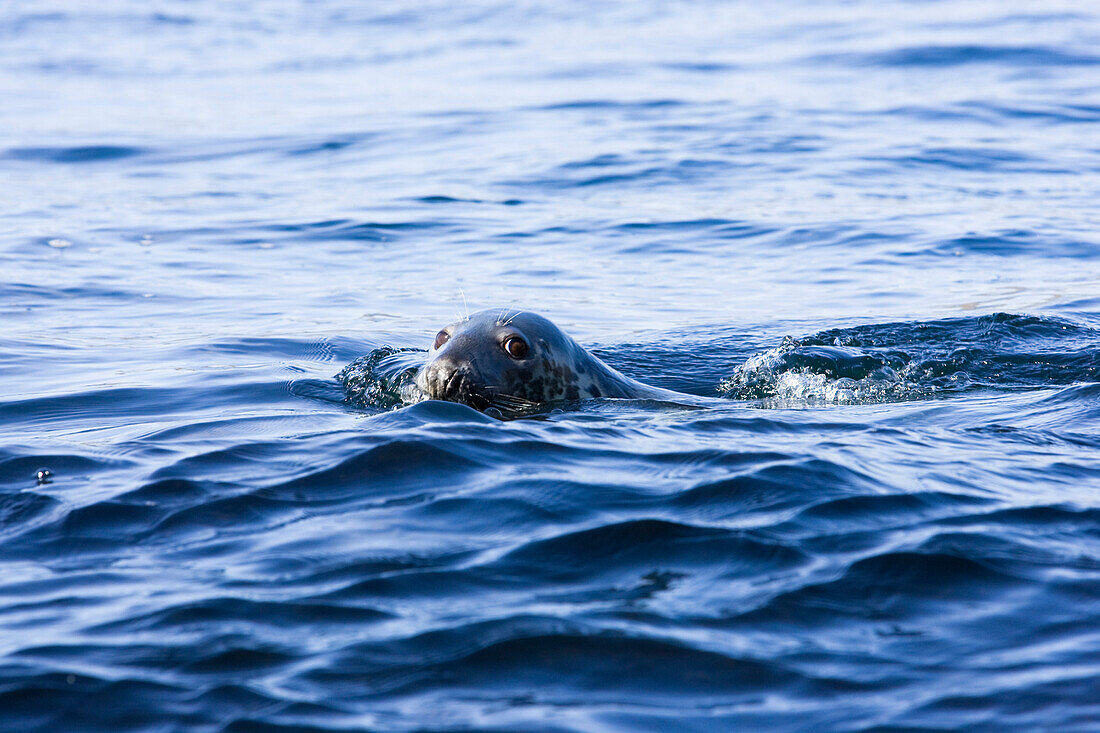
[3,1,1100,730]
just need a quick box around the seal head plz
[415,309,658,414]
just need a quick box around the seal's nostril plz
[423,359,466,401]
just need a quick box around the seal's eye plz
[502,336,528,360]
[434,330,450,350]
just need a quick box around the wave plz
[816,44,1100,68]
[719,313,1100,405]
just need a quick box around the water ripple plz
[4,0,1100,730]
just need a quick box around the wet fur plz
[415,309,687,414]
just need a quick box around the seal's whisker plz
[492,395,534,408]
[497,303,521,325]
[459,288,470,321]
[487,391,539,413]
[486,386,534,401]
[487,402,525,418]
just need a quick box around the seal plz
[415,308,696,415]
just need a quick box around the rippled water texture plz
[3,1,1100,731]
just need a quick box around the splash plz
[718,335,932,405]
[720,313,1100,406]
[335,346,428,409]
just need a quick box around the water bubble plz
[35,468,52,484]
[47,238,72,248]
[337,346,427,410]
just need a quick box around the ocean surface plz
[3,1,1100,730]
